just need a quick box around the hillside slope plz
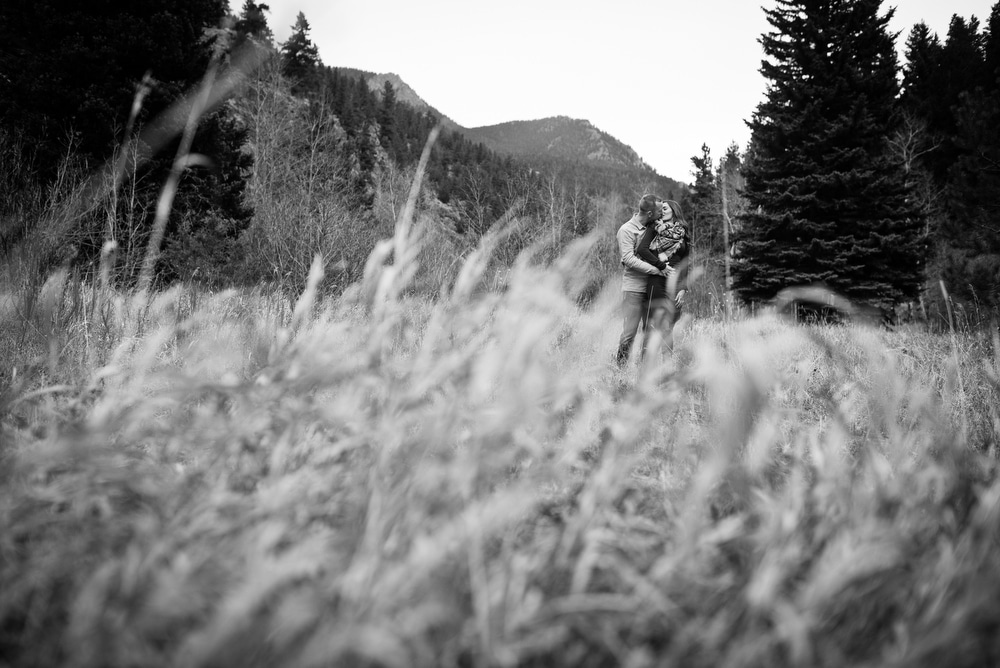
[462,116,648,170]
[342,68,461,130]
[342,68,687,196]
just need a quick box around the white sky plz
[263,0,995,183]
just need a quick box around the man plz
[615,193,666,366]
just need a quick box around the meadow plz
[1,217,999,667]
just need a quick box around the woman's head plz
[662,199,685,223]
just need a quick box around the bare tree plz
[236,61,358,290]
[887,111,943,234]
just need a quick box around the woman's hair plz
[662,199,686,223]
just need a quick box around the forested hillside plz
[333,70,684,197]
[464,117,643,168]
[0,1,684,297]
[0,0,252,286]
[2,0,997,326]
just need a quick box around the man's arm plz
[635,225,667,270]
[617,224,661,275]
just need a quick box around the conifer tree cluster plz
[683,143,745,316]
[234,0,273,46]
[281,12,320,92]
[0,0,252,284]
[718,0,1000,323]
[899,7,1000,314]
[732,0,926,316]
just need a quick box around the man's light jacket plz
[616,215,661,293]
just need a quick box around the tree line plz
[682,0,1000,325]
[0,1,677,296]
[4,0,991,324]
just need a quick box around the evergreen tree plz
[684,144,726,314]
[719,143,746,296]
[934,16,986,178]
[941,16,986,101]
[943,91,1000,310]
[733,0,925,314]
[234,1,274,46]
[686,144,721,257]
[159,108,255,284]
[898,4,1000,318]
[0,0,254,284]
[900,23,943,130]
[377,80,397,150]
[986,3,1000,81]
[0,0,228,176]
[937,5,1000,311]
[281,12,320,92]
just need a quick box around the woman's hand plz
[675,289,687,307]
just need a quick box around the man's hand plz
[675,289,687,307]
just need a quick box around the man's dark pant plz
[616,290,651,366]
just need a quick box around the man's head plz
[638,194,661,223]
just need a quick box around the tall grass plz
[2,204,999,666]
[3,49,1000,667]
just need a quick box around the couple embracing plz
[615,193,690,368]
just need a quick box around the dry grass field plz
[2,228,999,667]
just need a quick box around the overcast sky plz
[262,0,995,183]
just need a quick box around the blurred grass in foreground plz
[1,234,999,667]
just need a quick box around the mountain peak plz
[338,68,667,178]
[461,116,650,171]
[339,68,461,129]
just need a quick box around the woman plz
[635,199,690,358]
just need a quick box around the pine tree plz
[934,16,986,178]
[281,12,320,92]
[937,4,1000,311]
[941,16,986,101]
[0,0,254,284]
[900,23,943,130]
[943,92,1000,310]
[0,0,229,175]
[235,1,273,46]
[685,143,732,314]
[686,144,721,258]
[733,0,925,314]
[377,80,397,151]
[986,3,1000,81]
[159,108,255,284]
[897,4,1000,318]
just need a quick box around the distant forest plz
[0,1,679,298]
[0,0,998,326]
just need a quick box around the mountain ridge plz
[339,67,685,193]
[461,116,653,172]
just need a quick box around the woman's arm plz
[635,225,666,269]
[670,231,692,303]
